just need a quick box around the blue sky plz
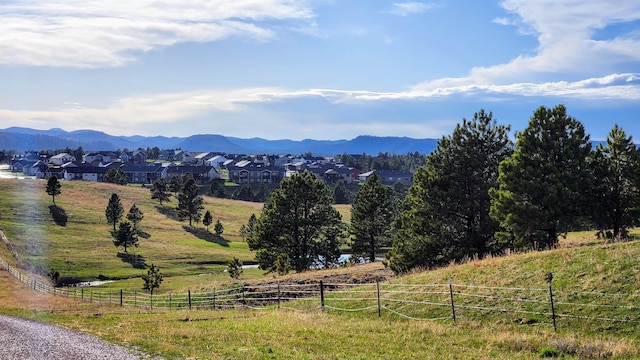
[1,0,639,141]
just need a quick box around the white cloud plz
[0,0,313,67]
[414,0,640,90]
[0,73,637,138]
[390,2,434,16]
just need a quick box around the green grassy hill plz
[1,178,354,290]
[3,178,640,358]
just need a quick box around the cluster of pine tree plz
[386,105,640,273]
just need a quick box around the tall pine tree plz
[176,176,204,226]
[589,124,640,240]
[248,171,345,272]
[350,172,393,262]
[388,110,512,273]
[490,105,591,250]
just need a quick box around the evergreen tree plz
[126,203,144,231]
[104,168,128,185]
[490,105,591,250]
[176,177,204,226]
[105,193,124,231]
[203,210,213,231]
[233,185,254,201]
[248,171,345,272]
[388,110,512,273]
[227,257,243,279]
[112,220,139,253]
[214,219,224,235]
[333,180,351,204]
[45,176,62,204]
[169,175,182,196]
[150,178,171,205]
[142,263,163,296]
[350,173,393,262]
[590,124,640,240]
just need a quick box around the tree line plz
[247,105,640,274]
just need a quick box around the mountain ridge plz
[0,127,439,155]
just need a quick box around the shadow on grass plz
[48,205,68,226]
[117,252,148,269]
[183,225,230,247]
[137,230,151,239]
[155,205,178,221]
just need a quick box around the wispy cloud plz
[0,0,313,67]
[389,2,434,16]
[1,73,637,138]
[414,0,640,90]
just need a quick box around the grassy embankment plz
[1,178,640,358]
[0,178,352,290]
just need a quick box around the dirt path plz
[0,314,147,360]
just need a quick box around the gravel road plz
[0,314,146,359]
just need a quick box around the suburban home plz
[289,163,354,184]
[165,165,219,184]
[120,164,165,184]
[227,163,283,184]
[359,169,414,186]
[181,151,205,164]
[10,159,34,174]
[205,155,229,168]
[62,165,111,182]
[32,160,50,178]
[159,149,183,161]
[49,153,76,166]
[82,151,118,165]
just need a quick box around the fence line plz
[2,256,640,331]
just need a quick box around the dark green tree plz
[388,110,512,273]
[233,185,254,201]
[177,177,204,226]
[333,180,352,204]
[203,210,213,231]
[248,171,345,272]
[45,176,62,204]
[169,175,182,196]
[105,193,124,231]
[150,178,171,205]
[104,168,128,185]
[350,173,393,262]
[112,220,139,253]
[590,124,640,240]
[214,219,224,236]
[227,257,243,279]
[490,105,592,250]
[142,263,163,295]
[126,203,144,231]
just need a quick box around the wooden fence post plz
[546,272,557,332]
[120,290,123,307]
[376,279,381,317]
[212,288,215,310]
[188,290,192,310]
[449,277,456,324]
[134,290,137,307]
[320,281,325,312]
[277,283,281,310]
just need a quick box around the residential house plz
[120,164,165,184]
[359,169,413,186]
[227,163,283,184]
[205,155,229,168]
[49,153,76,166]
[165,165,219,184]
[159,149,183,161]
[62,165,111,182]
[82,151,118,165]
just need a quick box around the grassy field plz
[2,177,640,358]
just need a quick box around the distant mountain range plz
[0,127,439,155]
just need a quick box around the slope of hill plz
[0,127,439,155]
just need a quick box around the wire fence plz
[2,256,639,331]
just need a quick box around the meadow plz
[1,177,640,359]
